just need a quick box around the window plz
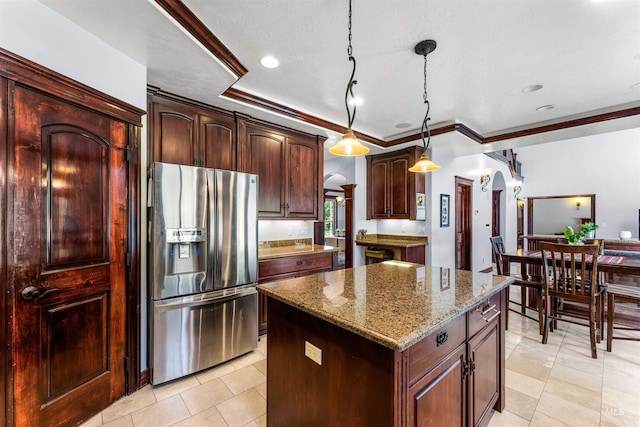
[324,199,336,237]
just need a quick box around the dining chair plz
[606,284,640,351]
[539,242,604,358]
[490,236,544,335]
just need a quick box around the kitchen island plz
[258,261,513,426]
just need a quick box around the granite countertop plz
[258,262,512,351]
[354,234,428,248]
[258,244,339,261]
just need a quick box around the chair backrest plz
[489,236,506,275]
[539,242,600,298]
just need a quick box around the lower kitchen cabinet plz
[258,252,333,334]
[408,291,503,427]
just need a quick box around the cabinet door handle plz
[296,260,303,265]
[436,331,448,346]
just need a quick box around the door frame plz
[0,49,144,423]
[455,176,473,270]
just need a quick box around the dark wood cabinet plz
[468,318,500,427]
[408,344,467,426]
[148,93,236,170]
[366,146,425,220]
[258,252,333,334]
[241,122,323,220]
[265,287,506,426]
[407,291,502,427]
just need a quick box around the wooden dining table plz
[502,248,640,327]
[502,249,640,277]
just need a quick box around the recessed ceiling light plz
[259,56,279,68]
[395,122,412,129]
[536,104,555,112]
[522,84,543,93]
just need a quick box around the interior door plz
[9,86,128,426]
[455,177,473,270]
[491,190,502,262]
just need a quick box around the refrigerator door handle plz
[154,288,257,312]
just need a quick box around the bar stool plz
[606,284,640,351]
[365,248,394,264]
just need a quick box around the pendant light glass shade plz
[328,129,369,156]
[408,153,441,173]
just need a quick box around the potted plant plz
[563,226,583,244]
[581,222,599,239]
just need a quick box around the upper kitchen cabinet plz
[239,120,324,220]
[148,91,236,170]
[366,146,425,220]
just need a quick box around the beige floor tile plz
[152,376,201,402]
[535,391,601,426]
[230,351,266,370]
[603,366,640,396]
[506,344,555,382]
[241,422,259,427]
[180,378,234,415]
[254,382,266,399]
[130,394,191,427]
[505,368,546,399]
[601,386,640,419]
[529,411,573,427]
[102,415,134,427]
[543,376,602,412]
[600,410,640,427]
[555,344,605,375]
[255,414,266,427]
[196,361,238,384]
[101,386,157,423]
[486,409,529,427]
[81,412,103,427]
[546,363,603,393]
[504,386,538,421]
[216,388,266,427]
[172,406,229,427]
[221,365,266,396]
[253,359,266,375]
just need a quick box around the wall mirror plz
[527,194,596,235]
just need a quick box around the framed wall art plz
[440,194,450,227]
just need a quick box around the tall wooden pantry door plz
[8,85,128,426]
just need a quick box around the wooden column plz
[341,184,356,269]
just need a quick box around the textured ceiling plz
[39,0,640,156]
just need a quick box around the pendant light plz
[409,40,441,173]
[328,0,369,157]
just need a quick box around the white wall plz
[517,128,640,239]
[0,0,147,110]
[427,150,518,271]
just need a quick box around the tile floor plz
[81,289,640,427]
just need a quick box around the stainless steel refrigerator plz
[148,162,258,385]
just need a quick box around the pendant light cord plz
[345,0,357,129]
[421,52,431,154]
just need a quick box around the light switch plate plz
[305,341,322,365]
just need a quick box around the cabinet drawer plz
[468,292,502,339]
[407,314,466,385]
[259,253,332,278]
